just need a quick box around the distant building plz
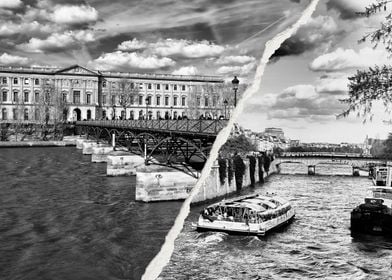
[264,127,284,139]
[0,64,226,122]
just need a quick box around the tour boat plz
[351,186,392,235]
[196,193,295,236]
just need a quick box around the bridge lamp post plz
[223,99,228,119]
[232,76,239,107]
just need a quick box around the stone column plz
[136,165,197,202]
[106,152,145,176]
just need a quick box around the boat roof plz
[207,193,289,213]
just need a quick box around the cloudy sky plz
[0,0,308,79]
[239,0,392,144]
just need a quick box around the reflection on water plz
[0,147,182,280]
[159,163,392,279]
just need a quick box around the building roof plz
[0,64,224,83]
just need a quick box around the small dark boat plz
[351,187,392,235]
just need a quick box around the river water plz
[159,163,392,279]
[0,147,182,280]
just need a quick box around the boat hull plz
[197,210,295,236]
[351,208,392,235]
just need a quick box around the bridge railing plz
[280,152,373,158]
[75,119,228,135]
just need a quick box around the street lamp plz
[223,99,228,119]
[232,76,239,107]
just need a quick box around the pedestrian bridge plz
[74,119,228,177]
[276,152,388,175]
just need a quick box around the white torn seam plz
[142,1,320,279]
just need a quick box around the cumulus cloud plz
[309,47,390,72]
[118,38,148,51]
[326,0,373,20]
[0,0,23,9]
[172,66,199,75]
[271,15,342,60]
[217,62,256,76]
[0,53,29,65]
[0,21,52,37]
[150,39,225,58]
[19,30,95,53]
[316,76,349,94]
[91,51,176,70]
[283,84,318,99]
[215,55,255,65]
[50,4,98,25]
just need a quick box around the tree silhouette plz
[339,1,392,121]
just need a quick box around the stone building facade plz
[0,65,227,122]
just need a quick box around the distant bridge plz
[74,119,227,175]
[276,152,388,175]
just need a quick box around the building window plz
[13,91,18,103]
[148,83,152,90]
[35,109,39,120]
[62,92,67,103]
[73,91,81,104]
[24,78,29,85]
[174,85,177,91]
[2,108,7,120]
[212,96,217,107]
[13,108,17,120]
[165,84,169,91]
[102,81,106,88]
[197,96,201,107]
[139,84,143,90]
[139,110,143,119]
[156,84,160,90]
[156,96,161,106]
[86,93,91,104]
[130,96,134,105]
[204,97,209,107]
[102,94,106,104]
[173,96,178,106]
[2,77,7,84]
[165,96,169,106]
[35,92,40,103]
[182,85,186,91]
[111,95,116,105]
[156,111,161,119]
[34,78,39,85]
[130,111,134,120]
[181,96,186,106]
[24,91,29,103]
[173,111,178,119]
[2,91,7,102]
[138,95,143,105]
[24,108,29,120]
[13,78,18,85]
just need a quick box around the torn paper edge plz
[142,0,320,279]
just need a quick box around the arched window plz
[130,110,134,120]
[148,111,153,120]
[173,111,178,119]
[24,91,29,103]
[35,91,40,103]
[13,91,18,103]
[34,78,40,85]
[2,108,7,120]
[181,96,186,106]
[2,90,7,102]
[13,77,18,84]
[156,111,161,119]
[24,108,29,120]
[120,110,125,120]
[35,109,40,120]
[87,109,92,120]
[139,110,143,119]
